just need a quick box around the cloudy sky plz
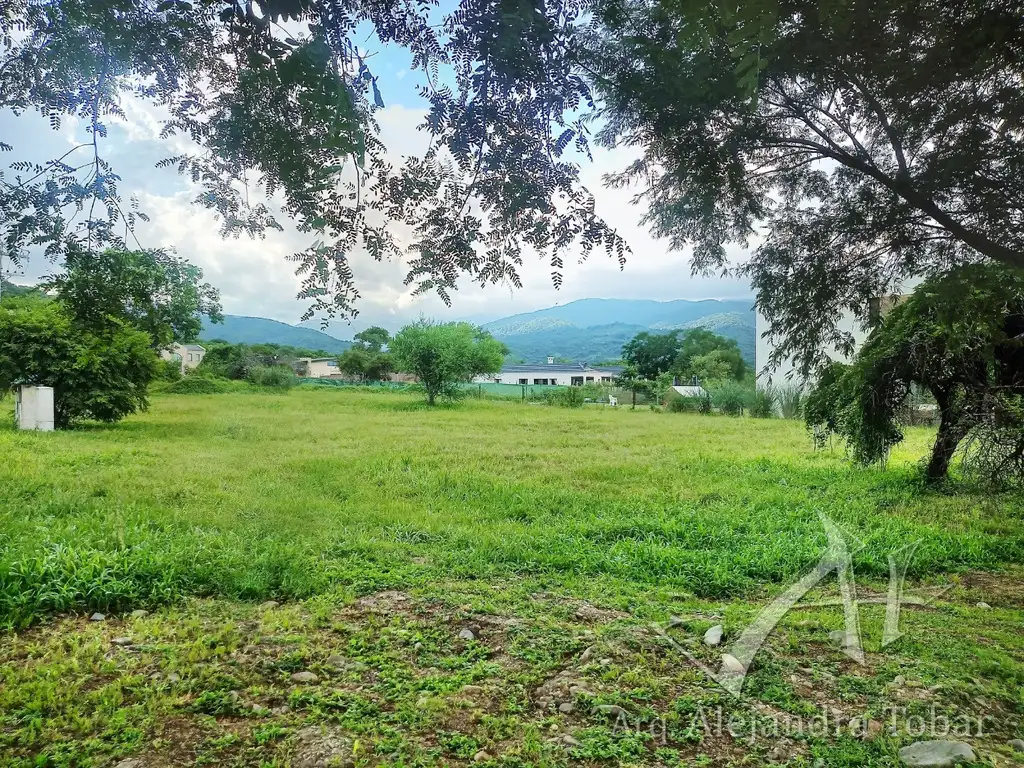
[1,37,753,334]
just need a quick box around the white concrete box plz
[15,385,55,431]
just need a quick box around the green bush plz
[550,386,585,408]
[749,386,779,418]
[0,297,156,427]
[710,380,750,416]
[155,359,183,381]
[167,375,230,394]
[245,365,297,389]
[667,395,701,412]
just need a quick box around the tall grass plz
[779,385,804,419]
[1,390,1020,628]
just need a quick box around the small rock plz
[558,702,574,714]
[130,609,149,619]
[559,734,582,747]
[599,658,611,666]
[579,646,594,662]
[473,750,492,762]
[111,637,134,647]
[898,740,975,767]
[1009,739,1024,753]
[149,672,162,681]
[90,613,106,622]
[458,628,476,641]
[325,654,349,668]
[414,642,423,651]
[462,684,485,695]
[290,671,319,684]
[893,675,906,686]
[595,704,627,717]
[114,760,143,768]
[721,654,745,674]
[976,601,991,609]
[271,705,290,716]
[575,604,604,621]
[259,600,279,610]
[704,624,723,646]
[294,725,353,768]
[251,704,269,715]
[166,672,180,683]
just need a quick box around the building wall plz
[755,289,916,388]
[755,309,868,389]
[473,369,615,386]
[304,359,340,378]
[159,344,205,375]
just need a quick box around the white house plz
[473,358,623,386]
[160,343,206,375]
[295,357,340,378]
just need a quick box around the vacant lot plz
[1,390,1021,767]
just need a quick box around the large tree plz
[0,295,156,427]
[49,248,222,347]
[591,0,1024,373]
[621,330,681,380]
[804,264,1024,482]
[1,0,625,321]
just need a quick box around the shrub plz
[550,386,585,408]
[667,395,701,413]
[710,380,750,416]
[156,359,183,381]
[245,365,297,389]
[167,376,230,394]
[0,297,156,427]
[749,386,779,418]
[779,385,803,419]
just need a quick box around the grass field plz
[1,390,1022,767]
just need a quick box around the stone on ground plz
[703,624,723,646]
[898,740,976,767]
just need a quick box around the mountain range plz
[200,315,351,353]
[196,298,757,363]
[481,298,756,364]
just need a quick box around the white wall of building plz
[473,368,616,386]
[755,308,869,389]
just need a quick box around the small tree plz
[615,364,653,409]
[390,321,506,405]
[0,297,156,427]
[337,348,370,380]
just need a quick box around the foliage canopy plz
[804,264,1024,482]
[390,320,505,404]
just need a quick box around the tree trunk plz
[925,391,969,482]
[632,389,636,409]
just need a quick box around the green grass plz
[1,389,1021,628]
[1,390,1022,767]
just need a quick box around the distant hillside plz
[201,315,351,354]
[485,298,755,365]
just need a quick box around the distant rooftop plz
[498,363,623,374]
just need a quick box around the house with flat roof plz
[473,358,623,387]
